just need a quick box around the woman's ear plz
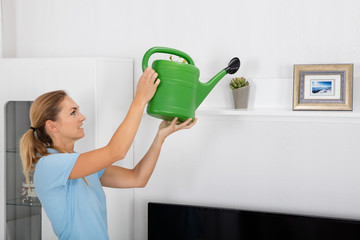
[45,120,58,133]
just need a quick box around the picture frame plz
[293,64,353,111]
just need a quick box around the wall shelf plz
[195,108,360,122]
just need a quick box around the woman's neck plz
[52,140,75,153]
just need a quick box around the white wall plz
[2,0,360,239]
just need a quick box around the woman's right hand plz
[157,117,197,141]
[135,67,160,104]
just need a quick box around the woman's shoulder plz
[37,148,80,168]
[34,149,80,186]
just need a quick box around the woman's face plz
[55,96,86,141]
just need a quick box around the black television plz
[148,202,360,240]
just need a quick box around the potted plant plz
[230,77,250,109]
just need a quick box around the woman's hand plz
[157,117,197,140]
[134,67,160,105]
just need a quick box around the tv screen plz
[148,202,360,240]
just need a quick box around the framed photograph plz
[293,64,353,110]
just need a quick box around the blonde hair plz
[20,90,88,185]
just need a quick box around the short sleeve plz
[35,152,80,192]
[98,168,106,179]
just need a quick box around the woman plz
[20,67,197,240]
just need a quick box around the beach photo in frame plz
[293,64,353,111]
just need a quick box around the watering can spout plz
[195,57,240,109]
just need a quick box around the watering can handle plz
[142,47,196,71]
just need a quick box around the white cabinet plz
[0,58,134,239]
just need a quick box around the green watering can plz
[142,47,240,122]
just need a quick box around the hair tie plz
[30,127,36,131]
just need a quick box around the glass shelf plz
[6,198,42,208]
[6,149,19,153]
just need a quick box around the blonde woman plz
[20,67,197,240]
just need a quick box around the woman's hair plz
[20,90,67,183]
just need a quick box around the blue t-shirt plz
[34,148,109,240]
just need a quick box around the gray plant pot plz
[232,85,250,109]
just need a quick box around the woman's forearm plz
[106,97,146,160]
[131,118,197,187]
[98,118,196,187]
[72,68,160,179]
[133,134,165,187]
[106,67,159,161]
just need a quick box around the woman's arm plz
[100,117,197,188]
[69,67,160,179]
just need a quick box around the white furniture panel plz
[0,58,133,239]
[95,58,135,239]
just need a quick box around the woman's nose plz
[79,112,86,121]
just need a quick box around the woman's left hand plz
[157,117,197,140]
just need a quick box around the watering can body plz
[142,47,240,122]
[148,59,199,121]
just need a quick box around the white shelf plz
[195,108,360,122]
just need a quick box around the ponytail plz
[20,129,35,184]
[20,129,42,184]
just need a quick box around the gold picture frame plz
[293,64,353,111]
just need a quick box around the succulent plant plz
[230,77,249,90]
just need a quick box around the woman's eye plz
[71,111,76,115]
